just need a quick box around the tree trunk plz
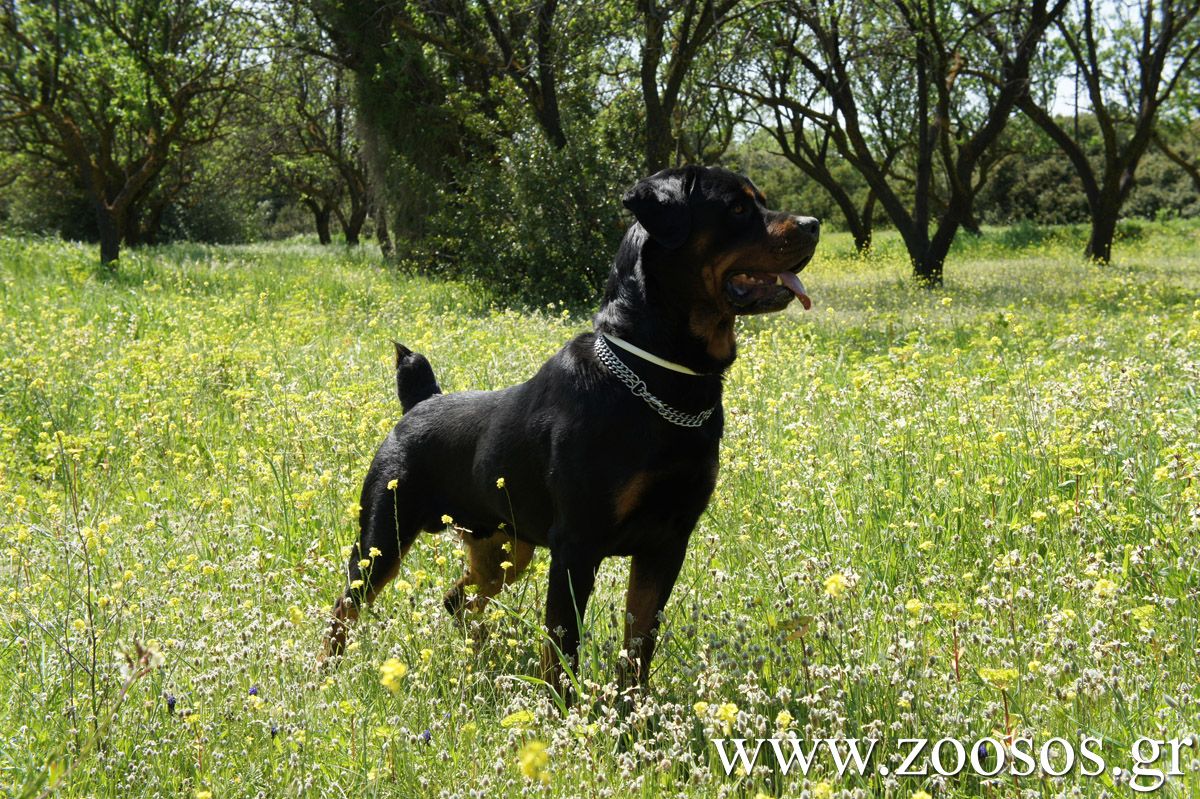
[915,208,965,286]
[854,191,877,254]
[316,211,332,245]
[1085,205,1118,263]
[848,219,871,255]
[638,0,671,174]
[912,249,943,286]
[373,198,394,258]
[144,200,168,244]
[95,202,121,266]
[123,202,141,247]
[306,200,333,245]
[962,208,982,236]
[533,0,566,150]
[342,205,367,246]
[644,105,673,174]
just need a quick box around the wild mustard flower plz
[501,709,536,728]
[1132,604,1155,631]
[979,667,1019,691]
[386,478,398,490]
[378,658,408,693]
[518,739,549,783]
[824,572,849,599]
[716,702,738,734]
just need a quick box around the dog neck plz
[594,231,736,376]
[600,333,705,375]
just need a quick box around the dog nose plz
[794,216,820,239]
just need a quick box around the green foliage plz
[0,0,254,261]
[423,127,638,308]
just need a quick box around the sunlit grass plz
[1,223,1198,797]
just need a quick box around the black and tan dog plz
[324,165,818,690]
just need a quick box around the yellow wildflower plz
[824,572,849,599]
[378,658,408,693]
[517,739,549,783]
[979,667,1019,691]
[716,702,738,734]
[501,709,536,728]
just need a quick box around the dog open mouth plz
[725,257,813,311]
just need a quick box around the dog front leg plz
[540,546,599,701]
[619,541,688,691]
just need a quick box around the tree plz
[317,0,569,150]
[308,0,469,246]
[0,0,252,265]
[1016,0,1200,262]
[1152,56,1200,193]
[722,8,905,252]
[738,0,1067,284]
[635,0,742,172]
[255,43,371,245]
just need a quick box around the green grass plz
[1,223,1198,798]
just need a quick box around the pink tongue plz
[778,271,812,310]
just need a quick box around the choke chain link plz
[592,334,715,428]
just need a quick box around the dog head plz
[620,165,819,362]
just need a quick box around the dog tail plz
[393,342,442,413]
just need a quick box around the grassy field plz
[1,223,1198,798]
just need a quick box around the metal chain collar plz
[593,334,716,428]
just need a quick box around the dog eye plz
[730,202,747,215]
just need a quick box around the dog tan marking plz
[614,471,654,523]
[689,249,746,362]
[443,531,534,616]
[689,312,735,363]
[619,557,668,687]
[767,215,798,238]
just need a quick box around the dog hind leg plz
[323,473,422,660]
[443,531,534,617]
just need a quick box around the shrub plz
[423,130,638,308]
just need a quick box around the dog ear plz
[622,169,693,249]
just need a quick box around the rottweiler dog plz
[324,165,819,691]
